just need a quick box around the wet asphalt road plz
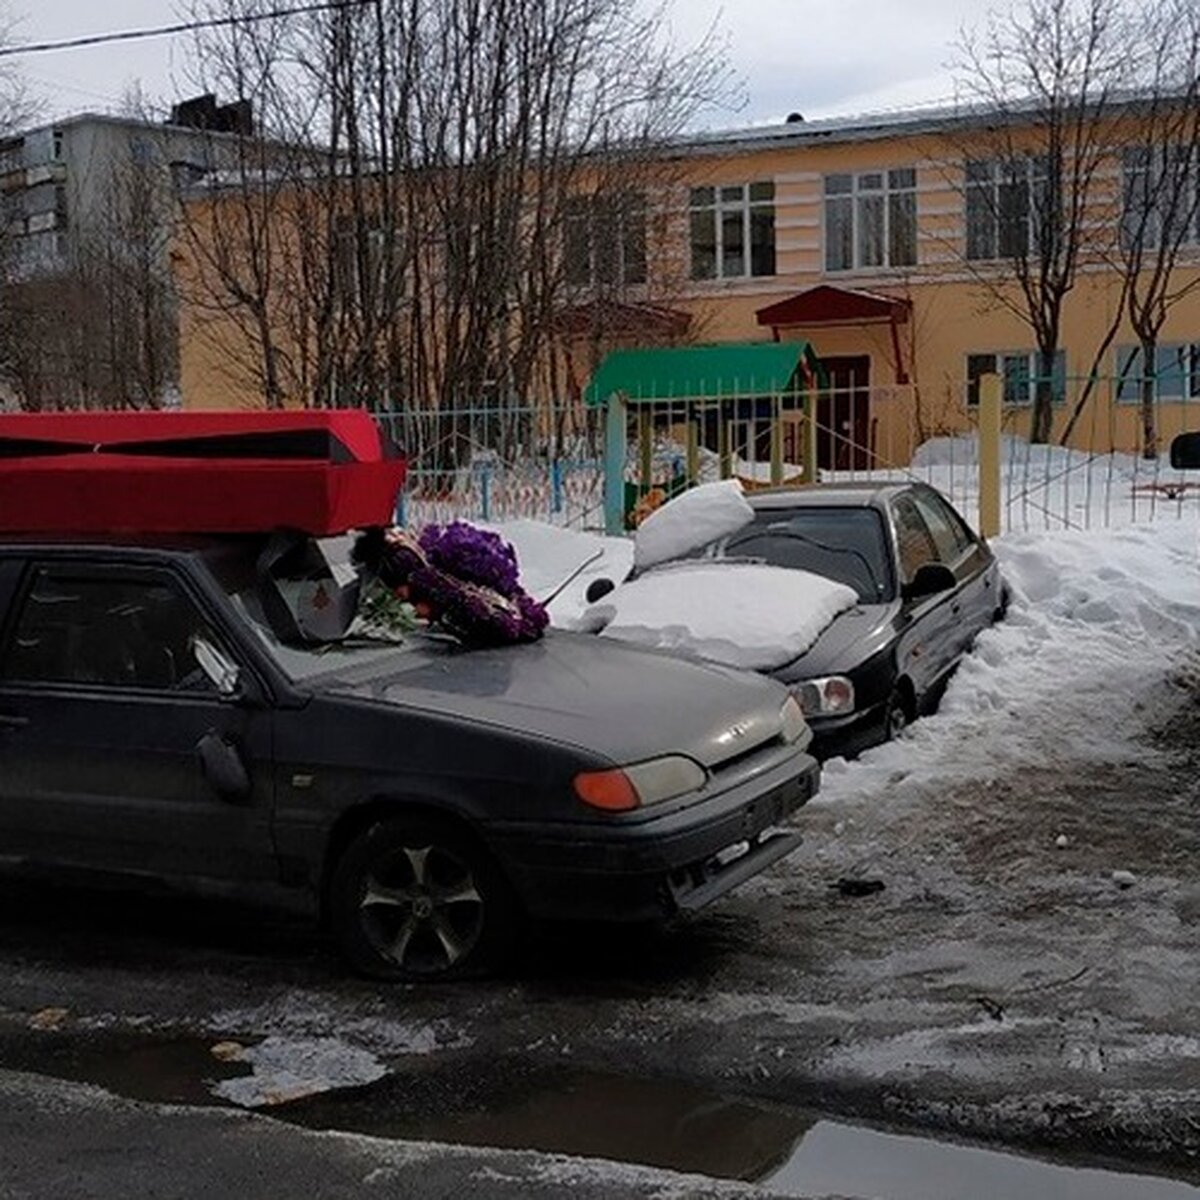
[1,690,1200,1196]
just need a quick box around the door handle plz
[951,604,961,615]
[0,714,29,730]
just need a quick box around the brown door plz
[818,355,871,471]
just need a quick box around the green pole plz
[604,393,627,535]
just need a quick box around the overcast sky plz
[9,0,1002,128]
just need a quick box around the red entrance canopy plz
[755,286,912,384]
[0,410,407,536]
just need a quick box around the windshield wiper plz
[726,527,883,598]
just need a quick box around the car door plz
[889,493,962,695]
[0,557,277,882]
[909,487,998,647]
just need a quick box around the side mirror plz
[1171,432,1200,469]
[196,731,252,800]
[585,578,616,604]
[903,562,956,600]
[193,635,242,698]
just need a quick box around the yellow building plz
[178,101,1200,467]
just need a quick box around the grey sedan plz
[0,532,819,981]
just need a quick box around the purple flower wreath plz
[368,521,548,647]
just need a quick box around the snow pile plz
[210,1036,387,1108]
[578,561,857,671]
[632,480,753,571]
[481,518,634,623]
[817,518,1200,805]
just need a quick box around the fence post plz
[802,390,818,484]
[604,394,627,535]
[638,407,653,487]
[686,412,699,483]
[978,372,1002,538]
[480,464,492,523]
[551,459,564,516]
[770,394,783,486]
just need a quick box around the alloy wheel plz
[358,842,485,975]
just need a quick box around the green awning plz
[582,341,819,407]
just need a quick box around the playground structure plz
[583,342,824,533]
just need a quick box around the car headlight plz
[792,676,856,717]
[779,695,812,748]
[574,755,708,812]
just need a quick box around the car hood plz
[771,602,898,681]
[319,631,793,768]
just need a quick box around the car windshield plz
[206,536,429,683]
[704,507,894,603]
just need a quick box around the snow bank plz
[578,561,857,671]
[816,518,1200,805]
[633,480,753,571]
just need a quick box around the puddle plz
[766,1121,1200,1200]
[276,1065,1200,1198]
[4,1026,1199,1199]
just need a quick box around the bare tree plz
[1096,0,1200,458]
[951,0,1132,443]
[177,0,733,450]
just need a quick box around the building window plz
[335,216,402,312]
[1121,146,1196,252]
[965,350,1066,406]
[965,157,1052,261]
[824,168,916,272]
[1116,343,1200,401]
[564,192,646,288]
[689,182,775,280]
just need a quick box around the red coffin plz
[0,410,407,536]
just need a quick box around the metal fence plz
[376,402,607,530]
[376,377,1200,537]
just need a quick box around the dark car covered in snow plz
[589,482,1007,759]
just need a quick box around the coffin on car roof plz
[0,410,406,537]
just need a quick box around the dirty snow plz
[209,1035,387,1108]
[632,479,753,571]
[576,561,857,672]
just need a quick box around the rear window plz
[708,507,894,602]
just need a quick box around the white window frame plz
[1120,145,1198,254]
[823,167,917,273]
[1115,343,1200,403]
[689,181,775,281]
[965,350,1066,407]
[563,192,647,290]
[965,157,1051,262]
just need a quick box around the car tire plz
[883,687,912,742]
[328,815,518,982]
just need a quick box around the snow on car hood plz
[578,561,858,672]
